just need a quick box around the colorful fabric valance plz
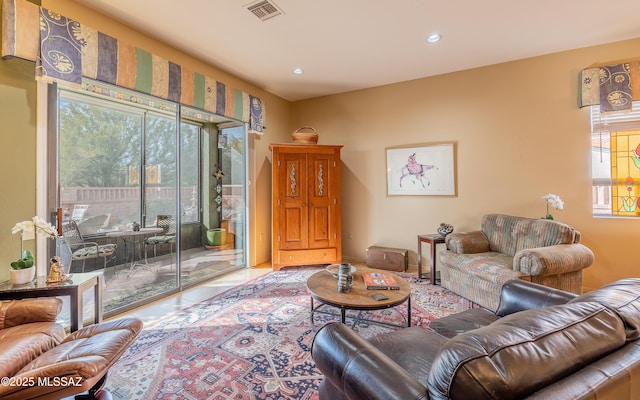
[579,61,640,114]
[1,0,264,133]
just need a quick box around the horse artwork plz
[387,144,455,196]
[399,153,437,188]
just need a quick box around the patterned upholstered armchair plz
[439,214,594,311]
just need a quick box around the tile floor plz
[113,263,273,324]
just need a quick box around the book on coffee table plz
[362,272,400,290]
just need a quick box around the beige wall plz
[0,55,38,282]
[291,38,640,292]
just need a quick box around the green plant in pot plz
[10,217,58,284]
[11,250,34,270]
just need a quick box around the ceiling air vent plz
[246,0,284,21]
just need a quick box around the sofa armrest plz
[495,279,578,317]
[311,322,428,400]
[513,243,594,276]
[0,298,63,329]
[445,231,490,254]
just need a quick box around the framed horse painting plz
[386,142,456,196]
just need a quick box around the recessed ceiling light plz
[426,33,441,43]
[292,67,304,75]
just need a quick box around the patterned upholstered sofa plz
[440,214,594,311]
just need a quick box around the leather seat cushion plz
[368,326,447,387]
[0,322,65,377]
[427,302,627,400]
[428,308,498,339]
[16,318,143,378]
[569,277,640,340]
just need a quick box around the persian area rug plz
[105,267,475,400]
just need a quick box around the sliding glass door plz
[54,82,247,316]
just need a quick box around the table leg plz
[430,241,438,285]
[70,290,81,332]
[417,237,424,280]
[341,308,346,324]
[129,235,156,276]
[407,296,411,327]
[95,276,103,324]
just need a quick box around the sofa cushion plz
[569,278,640,341]
[439,251,520,284]
[427,302,626,400]
[482,214,578,256]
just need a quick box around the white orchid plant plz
[542,193,564,220]
[10,216,58,270]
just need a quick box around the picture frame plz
[386,142,456,196]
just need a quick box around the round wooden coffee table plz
[306,266,411,327]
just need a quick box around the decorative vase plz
[337,263,353,293]
[437,223,454,237]
[9,266,35,285]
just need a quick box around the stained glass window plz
[591,101,640,217]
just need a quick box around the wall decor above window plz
[579,60,640,114]
[1,0,264,133]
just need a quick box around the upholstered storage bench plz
[365,246,408,272]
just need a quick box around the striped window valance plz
[579,60,640,114]
[1,0,264,133]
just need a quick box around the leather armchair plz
[0,298,142,400]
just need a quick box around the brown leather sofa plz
[312,278,640,400]
[0,297,142,400]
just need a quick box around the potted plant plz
[541,193,564,220]
[10,217,58,285]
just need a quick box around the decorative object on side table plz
[542,193,564,220]
[47,256,71,284]
[437,222,454,237]
[10,216,58,285]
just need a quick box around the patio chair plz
[145,214,176,267]
[61,220,117,273]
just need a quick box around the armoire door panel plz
[283,157,306,199]
[282,206,305,249]
[310,157,330,198]
[309,205,331,247]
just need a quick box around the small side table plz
[0,272,103,332]
[417,234,446,284]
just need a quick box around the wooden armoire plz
[270,144,342,270]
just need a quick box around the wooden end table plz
[0,272,103,332]
[306,267,411,327]
[417,234,446,284]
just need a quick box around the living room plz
[1,0,640,398]
[2,0,640,292]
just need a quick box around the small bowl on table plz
[325,263,356,278]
